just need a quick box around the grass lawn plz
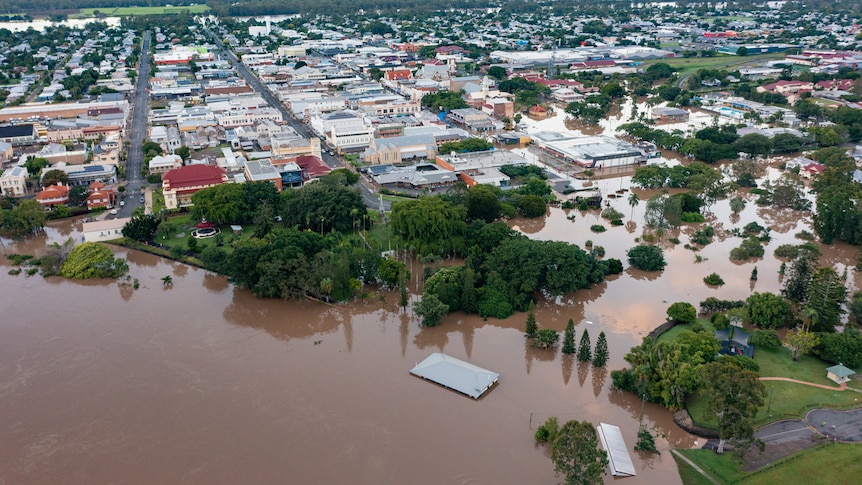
[77,6,210,17]
[381,194,417,203]
[755,347,835,386]
[679,449,746,484]
[688,380,862,429]
[678,443,862,485]
[656,319,715,343]
[641,53,787,77]
[673,452,718,485]
[151,189,166,214]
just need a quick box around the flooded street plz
[2,165,859,484]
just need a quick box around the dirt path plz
[760,376,847,391]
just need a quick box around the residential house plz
[162,164,228,209]
[35,183,71,208]
[0,141,13,163]
[148,154,184,174]
[85,181,115,210]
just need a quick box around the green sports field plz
[77,5,210,17]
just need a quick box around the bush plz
[534,328,560,349]
[751,329,782,349]
[699,297,746,314]
[535,417,560,443]
[680,211,705,223]
[601,207,624,220]
[711,313,731,330]
[703,272,725,286]
[667,302,696,324]
[634,428,659,454]
[590,224,606,232]
[627,245,666,271]
[774,244,800,259]
[795,230,815,241]
[591,246,606,258]
[518,195,547,218]
[602,258,624,274]
[611,219,624,226]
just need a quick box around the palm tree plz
[628,192,640,218]
[161,275,173,287]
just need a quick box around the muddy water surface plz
[2,172,859,485]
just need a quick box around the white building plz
[310,110,375,153]
[0,165,28,197]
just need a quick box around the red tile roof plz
[163,165,226,189]
[296,155,331,179]
[36,184,70,201]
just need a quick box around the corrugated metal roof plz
[410,353,499,399]
[597,423,636,477]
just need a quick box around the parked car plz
[109,209,119,215]
[120,200,125,207]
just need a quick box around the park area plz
[660,320,862,484]
[640,52,787,77]
[76,5,210,17]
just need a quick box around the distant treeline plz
[1,1,197,15]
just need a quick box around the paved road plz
[115,30,152,219]
[203,26,342,170]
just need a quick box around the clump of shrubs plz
[590,224,606,232]
[703,273,725,286]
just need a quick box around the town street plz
[117,30,152,218]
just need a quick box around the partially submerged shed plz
[410,353,499,399]
[597,423,636,478]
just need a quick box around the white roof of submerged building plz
[410,353,500,399]
[597,423,636,477]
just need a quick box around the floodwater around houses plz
[2,168,860,484]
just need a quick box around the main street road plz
[202,27,344,164]
[116,30,152,219]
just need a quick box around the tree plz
[627,245,666,271]
[174,145,190,160]
[785,328,819,361]
[367,67,384,81]
[466,185,502,222]
[700,360,765,455]
[745,292,793,329]
[550,420,609,485]
[805,267,847,332]
[390,196,466,257]
[667,302,697,324]
[730,196,746,214]
[0,200,47,239]
[161,275,173,287]
[562,318,576,354]
[535,328,560,349]
[23,157,48,177]
[121,214,160,242]
[60,242,128,279]
[578,329,592,362]
[593,331,608,367]
[68,186,89,206]
[733,133,773,157]
[487,66,507,81]
[525,301,538,338]
[423,267,464,311]
[415,293,449,327]
[41,169,69,187]
[517,195,547,218]
[628,192,640,218]
[815,328,862,369]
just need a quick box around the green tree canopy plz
[550,420,609,485]
[699,360,765,455]
[627,245,666,271]
[60,242,129,279]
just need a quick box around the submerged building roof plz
[597,423,636,477]
[410,353,499,399]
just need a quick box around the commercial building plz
[531,133,649,168]
[162,164,229,210]
[0,166,28,196]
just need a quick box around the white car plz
[109,209,119,215]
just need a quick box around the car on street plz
[109,209,119,215]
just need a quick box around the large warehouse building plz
[530,132,653,168]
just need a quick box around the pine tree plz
[525,301,538,338]
[562,318,576,354]
[592,331,609,367]
[578,329,592,362]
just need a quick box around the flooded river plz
[2,171,859,483]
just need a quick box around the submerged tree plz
[525,301,538,338]
[593,332,609,367]
[415,294,449,327]
[578,329,592,362]
[551,420,609,485]
[535,328,560,350]
[562,318,576,354]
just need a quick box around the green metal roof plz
[826,364,855,378]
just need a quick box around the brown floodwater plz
[2,170,859,484]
